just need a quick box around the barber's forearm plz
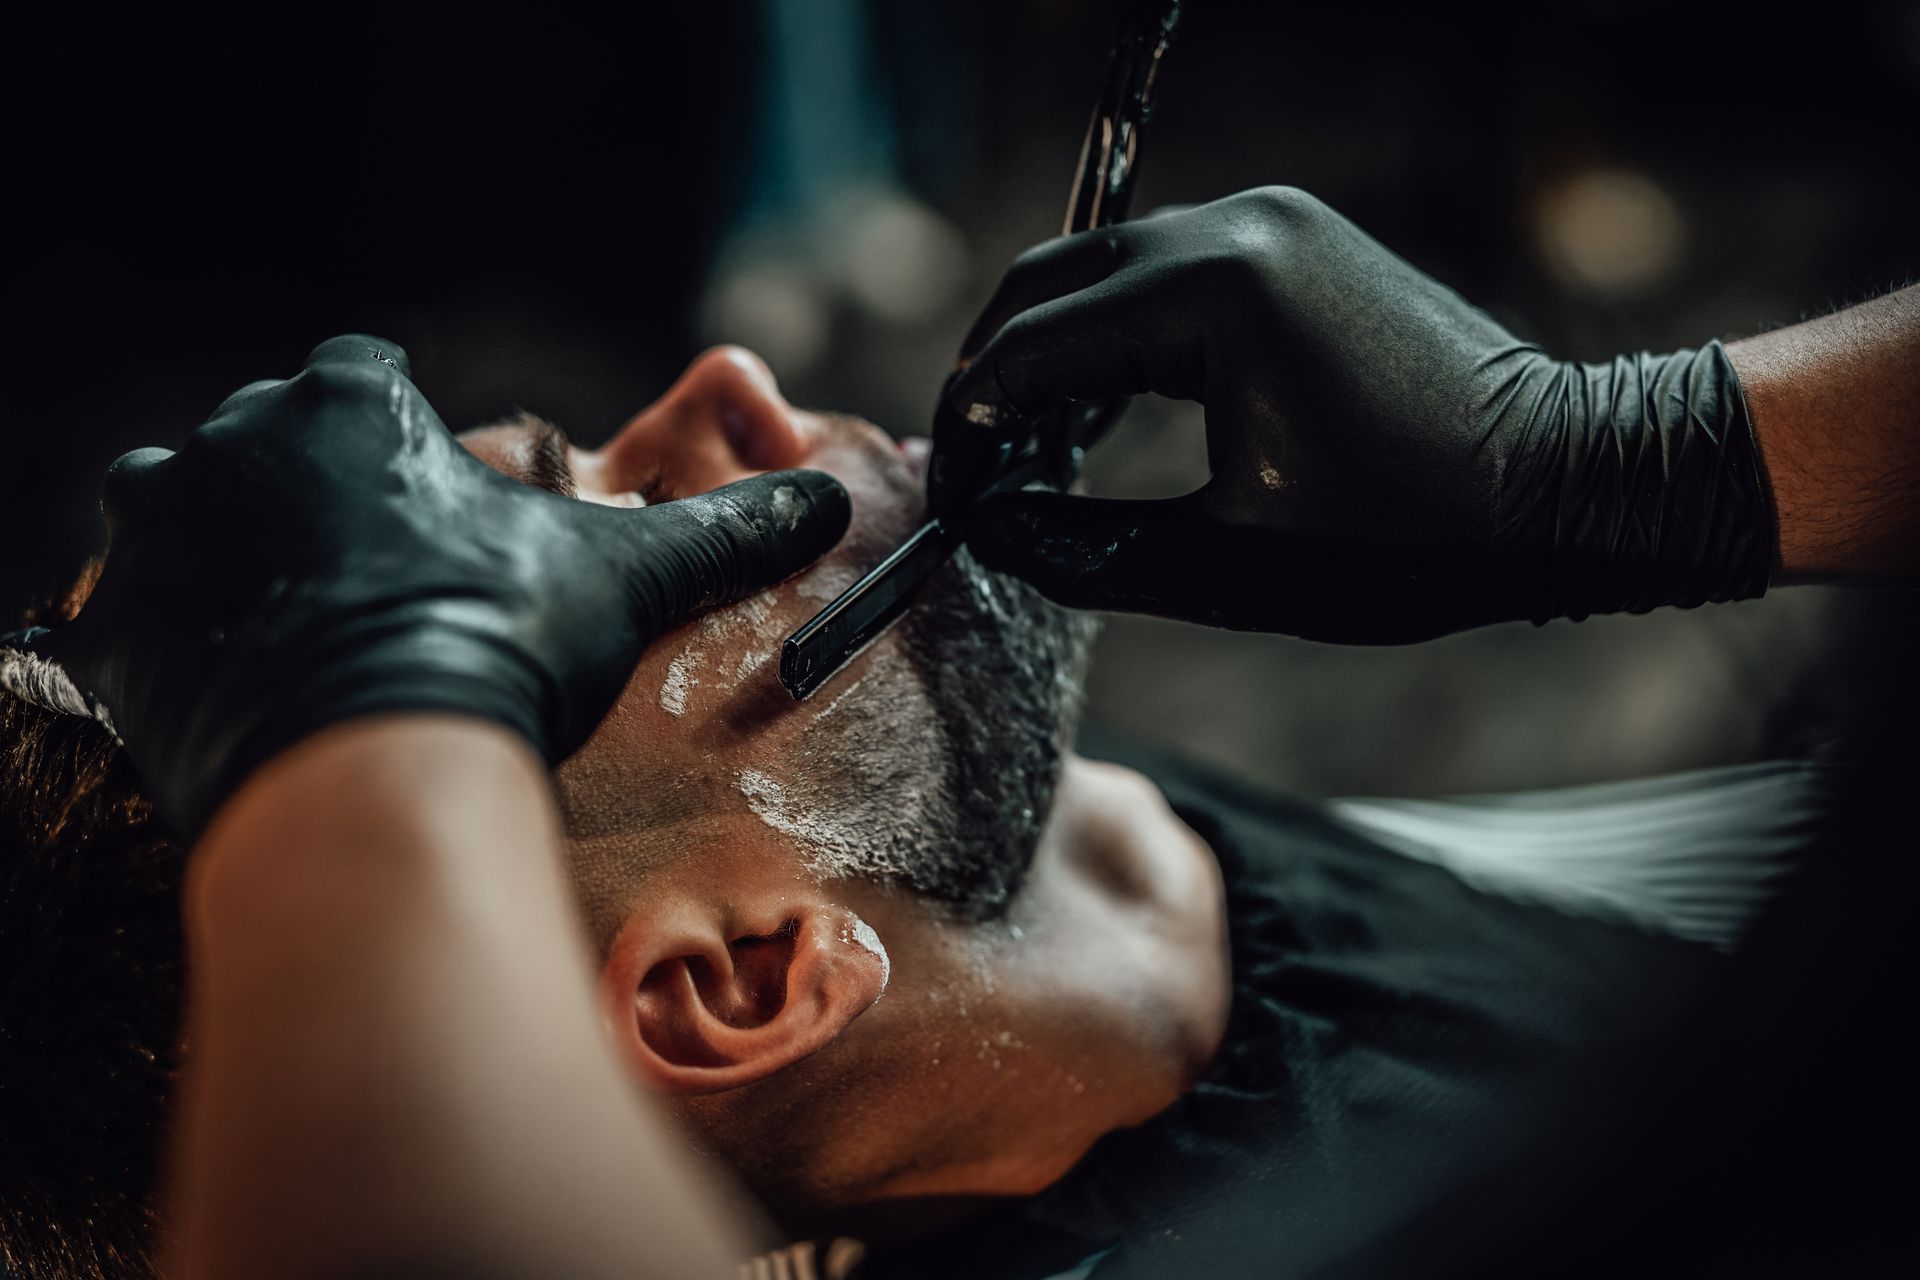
[168,715,752,1280]
[1728,284,1920,581]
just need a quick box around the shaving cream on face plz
[729,634,1013,930]
[801,642,905,734]
[654,591,784,716]
[735,768,876,879]
[659,653,696,716]
[808,675,865,725]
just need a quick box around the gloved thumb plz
[965,489,1224,622]
[100,447,177,547]
[609,469,852,634]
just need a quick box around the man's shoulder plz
[1073,723,1440,893]
[1074,724,1328,835]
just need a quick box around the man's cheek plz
[607,589,800,730]
[593,649,682,736]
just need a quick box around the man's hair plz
[0,686,183,1280]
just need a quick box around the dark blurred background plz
[7,1,1917,803]
[5,4,1917,1275]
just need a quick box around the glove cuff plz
[1510,342,1777,623]
[154,622,558,842]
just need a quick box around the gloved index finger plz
[932,255,1161,514]
[303,333,413,380]
[208,337,415,425]
[958,229,1129,362]
[941,266,1200,433]
[99,446,178,545]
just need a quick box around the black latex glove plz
[932,187,1776,641]
[1,336,850,839]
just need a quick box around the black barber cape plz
[850,744,1737,1280]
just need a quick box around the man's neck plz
[857,754,1233,1205]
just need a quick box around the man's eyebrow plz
[524,416,578,499]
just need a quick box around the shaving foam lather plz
[780,0,1184,701]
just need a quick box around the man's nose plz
[593,346,818,500]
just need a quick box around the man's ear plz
[599,897,890,1095]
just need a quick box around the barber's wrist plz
[1726,324,1832,582]
[191,713,549,875]
[150,624,564,844]
[1501,342,1776,623]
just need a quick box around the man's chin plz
[735,412,1098,918]
[895,544,1101,919]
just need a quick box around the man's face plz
[458,347,1096,938]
